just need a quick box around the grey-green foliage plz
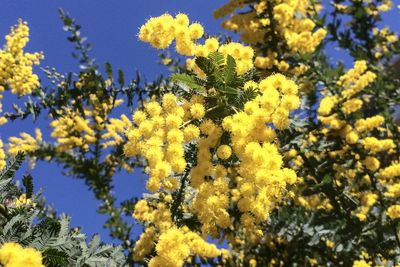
[171,51,259,119]
[0,153,128,267]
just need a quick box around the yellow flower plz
[8,129,42,156]
[0,20,43,96]
[353,260,371,267]
[325,239,335,248]
[0,242,44,267]
[216,145,232,160]
[0,139,6,171]
[14,194,32,207]
[183,124,200,142]
[387,205,400,219]
[190,103,205,120]
[345,131,359,144]
[363,156,380,171]
[139,13,254,76]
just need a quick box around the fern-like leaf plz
[42,248,70,267]
[195,56,216,77]
[223,55,237,84]
[208,51,225,67]
[0,152,25,181]
[171,73,205,91]
[22,174,34,199]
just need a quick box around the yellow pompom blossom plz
[363,156,380,171]
[295,194,333,212]
[0,20,43,96]
[139,13,254,76]
[345,131,359,145]
[353,259,372,267]
[333,0,393,17]
[372,26,398,59]
[0,242,44,267]
[318,61,377,135]
[273,2,326,54]
[387,205,400,219]
[342,98,363,114]
[183,124,200,142]
[189,103,205,120]
[8,128,42,156]
[0,139,6,171]
[216,145,232,160]
[243,80,257,91]
[0,20,43,126]
[354,192,378,221]
[132,227,156,261]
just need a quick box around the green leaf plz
[58,214,70,238]
[223,55,237,84]
[322,174,331,184]
[43,248,70,267]
[3,214,23,238]
[232,88,258,109]
[208,51,225,67]
[0,152,25,181]
[105,62,113,80]
[87,234,101,255]
[171,73,205,91]
[195,56,216,77]
[22,174,34,199]
[219,86,238,95]
[118,69,124,87]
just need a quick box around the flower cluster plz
[318,60,377,132]
[8,128,42,156]
[125,59,300,264]
[387,204,400,219]
[49,94,129,153]
[372,26,398,59]
[214,0,326,73]
[50,108,97,152]
[333,0,393,16]
[148,227,220,266]
[132,200,221,266]
[0,20,43,96]
[273,2,327,54]
[0,242,44,267]
[14,193,33,207]
[133,16,301,262]
[0,20,43,126]
[290,59,400,226]
[139,13,254,75]
[124,93,189,192]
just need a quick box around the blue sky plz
[0,1,399,245]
